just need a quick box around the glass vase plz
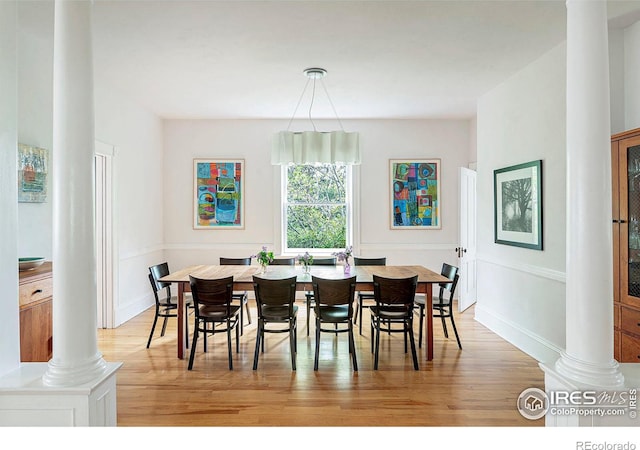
[304,264,311,273]
[260,262,268,274]
[344,262,351,275]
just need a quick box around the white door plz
[95,141,115,328]
[457,167,477,312]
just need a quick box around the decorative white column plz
[552,0,624,389]
[43,0,108,387]
[0,0,120,426]
[539,0,634,427]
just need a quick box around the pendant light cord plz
[321,78,345,131]
[286,77,311,132]
[285,68,344,133]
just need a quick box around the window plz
[283,163,352,253]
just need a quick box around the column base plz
[42,351,109,387]
[554,351,625,389]
[0,361,122,426]
[540,359,639,427]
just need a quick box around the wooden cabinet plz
[612,128,640,362]
[19,261,53,362]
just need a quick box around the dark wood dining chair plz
[147,262,193,348]
[370,274,419,370]
[414,263,461,349]
[219,257,252,335]
[311,275,358,371]
[187,275,240,370]
[252,275,298,370]
[304,256,337,336]
[271,257,296,266]
[352,256,386,335]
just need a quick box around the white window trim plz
[277,164,358,256]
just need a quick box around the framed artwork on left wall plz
[18,143,49,203]
[193,159,244,229]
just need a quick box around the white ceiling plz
[21,1,640,121]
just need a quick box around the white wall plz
[17,1,53,260]
[476,42,568,364]
[625,20,640,130]
[0,1,20,376]
[94,84,165,326]
[163,119,469,275]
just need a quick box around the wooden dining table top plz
[159,263,449,291]
[159,263,449,361]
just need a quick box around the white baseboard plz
[475,303,562,365]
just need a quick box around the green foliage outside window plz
[286,164,347,249]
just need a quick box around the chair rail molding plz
[477,254,566,283]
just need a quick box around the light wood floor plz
[97,301,545,427]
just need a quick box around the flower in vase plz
[332,246,353,266]
[252,246,274,267]
[296,252,314,271]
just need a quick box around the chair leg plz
[417,304,424,349]
[203,323,208,352]
[146,307,159,348]
[239,300,244,336]
[160,315,169,337]
[236,318,240,354]
[449,314,462,349]
[187,321,199,370]
[306,297,311,336]
[404,323,408,353]
[353,298,358,324]
[408,318,419,370]
[185,308,190,349]
[314,316,321,371]
[253,320,262,370]
[290,319,297,371]
[440,313,449,338]
[244,297,252,325]
[227,320,233,370]
[348,322,358,371]
[374,316,381,370]
[358,298,363,335]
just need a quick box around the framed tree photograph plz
[193,159,244,229]
[494,160,542,250]
[390,159,441,229]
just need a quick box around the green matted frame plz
[493,159,543,250]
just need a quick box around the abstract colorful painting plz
[390,159,441,229]
[193,159,244,229]
[18,143,48,203]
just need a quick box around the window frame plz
[280,163,353,255]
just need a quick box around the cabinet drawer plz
[620,306,640,336]
[621,332,640,362]
[19,277,53,308]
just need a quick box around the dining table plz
[159,264,450,362]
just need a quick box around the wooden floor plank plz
[97,302,544,427]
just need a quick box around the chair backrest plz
[189,275,234,314]
[252,276,297,315]
[438,263,460,305]
[373,274,418,311]
[220,257,251,266]
[271,257,295,266]
[312,257,337,266]
[149,262,171,302]
[311,276,357,313]
[354,257,386,266]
